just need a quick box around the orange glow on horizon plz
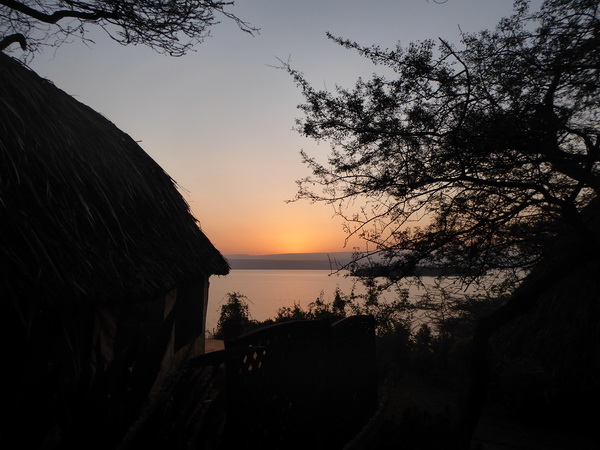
[189,191,365,255]
[200,216,363,256]
[192,194,427,256]
[269,229,352,255]
[208,229,359,256]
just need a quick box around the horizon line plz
[224,251,357,256]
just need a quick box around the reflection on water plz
[206,269,469,333]
[207,270,352,333]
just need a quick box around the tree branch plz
[0,32,26,51]
[0,0,118,24]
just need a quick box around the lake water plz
[205,269,456,334]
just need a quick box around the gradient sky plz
[29,0,527,255]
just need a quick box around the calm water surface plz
[206,269,443,334]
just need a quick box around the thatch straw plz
[0,53,229,307]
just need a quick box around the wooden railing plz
[328,315,378,447]
[222,315,377,449]
[123,315,377,449]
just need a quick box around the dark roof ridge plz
[1,53,228,305]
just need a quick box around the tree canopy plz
[288,0,600,286]
[0,0,256,56]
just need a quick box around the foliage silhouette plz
[214,291,252,340]
[286,0,600,289]
[285,0,600,445]
[0,0,257,56]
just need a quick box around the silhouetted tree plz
[0,0,256,55]
[215,292,251,340]
[289,0,599,281]
[287,0,600,445]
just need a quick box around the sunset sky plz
[29,0,528,255]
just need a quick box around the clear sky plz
[29,0,525,255]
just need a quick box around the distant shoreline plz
[226,261,343,270]
[225,252,354,270]
[225,259,350,270]
[224,253,472,275]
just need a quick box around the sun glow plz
[202,214,362,255]
[273,232,314,254]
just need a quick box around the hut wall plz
[174,278,209,354]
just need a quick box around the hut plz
[0,53,229,447]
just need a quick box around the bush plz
[213,292,251,340]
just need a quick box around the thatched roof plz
[0,53,229,306]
